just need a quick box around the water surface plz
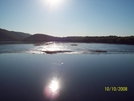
[0,42,134,54]
[0,43,134,101]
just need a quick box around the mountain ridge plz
[0,28,31,41]
[0,28,134,45]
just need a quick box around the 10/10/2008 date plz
[105,87,128,92]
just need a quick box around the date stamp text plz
[105,87,128,92]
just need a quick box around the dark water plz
[0,43,134,101]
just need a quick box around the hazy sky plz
[0,0,134,37]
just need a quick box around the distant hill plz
[23,34,134,45]
[24,34,61,42]
[24,34,134,45]
[10,31,31,40]
[0,28,19,41]
[0,28,134,45]
[0,28,31,41]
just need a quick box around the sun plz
[46,0,63,6]
[47,0,61,4]
[40,0,65,9]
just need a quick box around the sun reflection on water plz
[44,77,60,99]
[41,42,68,51]
[49,78,59,93]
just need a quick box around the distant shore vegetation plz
[0,28,134,45]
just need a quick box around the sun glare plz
[44,77,60,99]
[49,79,59,93]
[46,0,63,7]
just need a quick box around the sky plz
[0,0,134,37]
